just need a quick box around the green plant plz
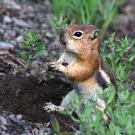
[101,34,135,83]
[49,15,68,37]
[52,0,125,36]
[50,115,61,134]
[52,35,135,135]
[20,31,48,67]
[50,115,76,134]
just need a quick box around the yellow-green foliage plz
[20,32,48,67]
[52,0,125,36]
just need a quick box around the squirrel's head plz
[60,24,100,59]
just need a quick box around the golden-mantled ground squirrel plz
[44,24,115,122]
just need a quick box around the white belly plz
[58,52,77,65]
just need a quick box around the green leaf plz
[33,50,48,60]
[24,32,39,42]
[80,106,93,122]
[20,41,31,49]
[129,53,135,62]
[35,43,45,51]
[50,115,60,134]
[107,87,115,104]
[20,51,29,61]
[128,104,135,115]
[128,93,135,101]
[93,110,102,128]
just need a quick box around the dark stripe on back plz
[96,72,107,89]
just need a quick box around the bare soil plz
[0,72,71,123]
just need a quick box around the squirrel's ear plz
[90,30,99,40]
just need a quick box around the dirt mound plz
[0,73,71,123]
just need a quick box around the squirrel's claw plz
[43,102,64,112]
[47,62,65,73]
[44,102,57,112]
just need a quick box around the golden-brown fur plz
[60,24,100,82]
[48,24,111,96]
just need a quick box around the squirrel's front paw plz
[43,102,64,112]
[47,61,65,73]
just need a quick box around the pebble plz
[0,115,7,125]
[0,28,4,34]
[0,111,48,135]
[16,35,23,42]
[9,114,15,119]
[0,73,6,80]
[41,23,48,29]
[0,42,14,50]
[4,0,21,10]
[3,16,13,24]
[1,124,7,131]
[16,114,22,120]
[45,31,53,38]
[13,17,31,28]
[8,30,16,37]
[0,24,7,29]
[27,13,35,18]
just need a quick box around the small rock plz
[16,114,22,120]
[0,24,7,29]
[9,114,15,119]
[0,115,7,125]
[27,5,34,12]
[51,50,57,56]
[10,40,16,46]
[16,35,23,42]
[9,114,24,125]
[4,33,12,41]
[27,13,35,19]
[3,133,10,135]
[45,32,53,38]
[3,16,12,24]
[0,73,6,80]
[8,30,16,37]
[4,0,21,10]
[13,17,31,28]
[0,28,4,34]
[41,24,48,29]
[0,50,9,55]
[0,42,14,50]
[1,124,7,131]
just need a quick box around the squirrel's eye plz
[74,32,82,37]
[73,31,83,39]
[93,31,99,38]
[91,30,99,40]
